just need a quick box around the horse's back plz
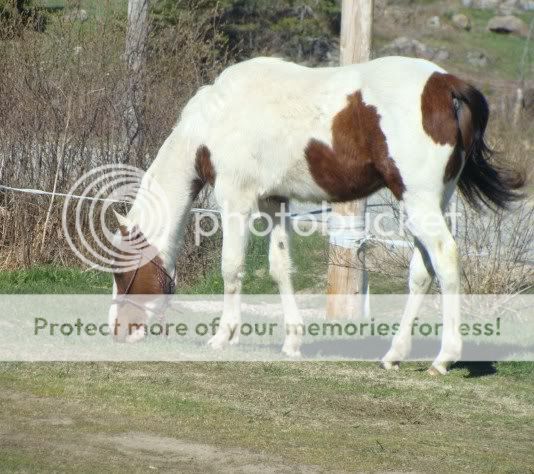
[175,56,453,200]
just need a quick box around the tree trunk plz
[124,0,149,167]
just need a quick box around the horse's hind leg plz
[381,238,434,369]
[402,193,462,374]
[259,198,303,357]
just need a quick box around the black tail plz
[452,83,524,210]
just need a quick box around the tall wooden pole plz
[326,0,373,320]
[124,0,149,167]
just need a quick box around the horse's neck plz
[127,133,195,271]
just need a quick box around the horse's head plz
[109,211,176,342]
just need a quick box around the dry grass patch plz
[0,362,533,472]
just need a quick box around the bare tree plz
[124,0,149,166]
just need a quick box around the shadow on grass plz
[412,361,498,377]
[451,361,497,378]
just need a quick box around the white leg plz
[207,193,252,350]
[381,239,434,369]
[403,195,462,374]
[260,199,303,357]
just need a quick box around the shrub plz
[0,2,225,281]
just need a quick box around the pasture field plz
[0,233,407,295]
[1,362,533,472]
[0,250,533,472]
[2,2,533,470]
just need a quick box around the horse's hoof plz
[281,336,302,358]
[207,335,228,351]
[427,364,448,376]
[282,349,301,358]
[380,360,400,371]
[125,329,145,344]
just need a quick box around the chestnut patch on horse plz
[113,255,169,294]
[191,145,216,198]
[305,91,405,201]
[421,72,474,183]
[113,226,173,295]
[421,73,459,146]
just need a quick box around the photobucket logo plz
[192,200,461,245]
[61,165,170,273]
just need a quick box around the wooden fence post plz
[326,0,373,320]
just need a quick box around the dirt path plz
[90,432,324,473]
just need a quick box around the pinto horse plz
[110,56,522,374]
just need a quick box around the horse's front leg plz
[207,196,252,350]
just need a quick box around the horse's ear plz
[113,210,132,234]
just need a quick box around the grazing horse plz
[110,56,522,374]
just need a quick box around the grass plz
[2,2,532,469]
[373,1,534,85]
[42,0,126,17]
[0,232,321,294]
[0,265,111,294]
[0,231,407,294]
[0,236,532,470]
[433,7,534,81]
[183,231,330,295]
[0,361,533,471]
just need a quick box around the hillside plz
[30,1,534,104]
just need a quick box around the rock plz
[427,16,441,28]
[295,4,314,21]
[452,13,472,30]
[379,37,449,62]
[487,15,528,37]
[380,37,431,59]
[498,0,519,14]
[466,51,489,67]
[283,36,335,65]
[470,0,501,9]
[519,0,534,10]
[383,6,414,27]
[467,0,534,10]
[434,49,450,62]
[64,9,89,22]
[305,37,334,64]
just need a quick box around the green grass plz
[0,235,532,471]
[373,2,534,84]
[41,0,126,17]
[430,7,534,81]
[0,361,533,472]
[0,243,532,471]
[2,3,532,469]
[0,265,112,294]
[0,232,321,294]
[185,232,330,295]
[0,232,407,295]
